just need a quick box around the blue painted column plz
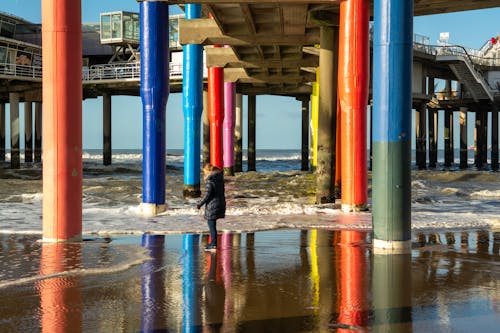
[183,4,203,198]
[372,0,413,252]
[140,1,169,216]
[182,235,202,333]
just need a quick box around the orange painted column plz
[42,0,83,241]
[338,0,369,212]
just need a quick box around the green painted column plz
[372,0,413,251]
[316,25,338,204]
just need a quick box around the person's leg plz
[207,219,217,247]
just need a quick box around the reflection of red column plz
[338,231,368,330]
[39,243,82,333]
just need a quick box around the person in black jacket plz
[197,164,226,251]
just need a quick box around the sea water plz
[0,149,499,236]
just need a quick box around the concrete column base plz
[140,203,167,217]
[341,203,368,213]
[373,239,411,254]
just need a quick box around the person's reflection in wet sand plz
[204,252,225,332]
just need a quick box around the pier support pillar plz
[34,102,42,163]
[182,4,203,197]
[42,0,82,241]
[103,93,112,166]
[339,0,369,211]
[0,103,5,162]
[415,103,427,169]
[482,109,488,166]
[140,1,169,216]
[310,69,319,171]
[372,0,413,252]
[234,93,243,172]
[492,103,499,171]
[428,108,438,168]
[475,108,484,169]
[459,107,468,169]
[247,95,256,171]
[9,93,20,169]
[444,109,453,167]
[316,25,338,204]
[223,81,235,176]
[24,101,33,163]
[301,97,310,171]
[202,90,210,166]
[208,48,224,169]
[369,104,373,171]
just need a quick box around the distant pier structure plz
[1,1,500,246]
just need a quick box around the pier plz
[0,1,500,248]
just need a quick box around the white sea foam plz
[470,189,500,199]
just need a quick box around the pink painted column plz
[223,81,236,176]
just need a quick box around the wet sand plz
[0,228,499,332]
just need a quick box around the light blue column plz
[183,4,203,198]
[182,234,202,333]
[372,0,413,252]
[140,1,169,215]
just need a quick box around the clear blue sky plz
[3,1,500,150]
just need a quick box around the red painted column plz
[42,0,82,241]
[208,46,224,169]
[338,0,369,212]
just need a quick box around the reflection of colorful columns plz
[221,233,233,326]
[208,46,224,169]
[141,234,166,332]
[182,234,202,333]
[337,231,368,330]
[372,0,413,251]
[39,243,82,333]
[140,1,169,216]
[183,4,204,198]
[309,230,320,315]
[223,82,236,176]
[339,0,369,212]
[42,0,82,241]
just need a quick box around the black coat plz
[197,170,226,220]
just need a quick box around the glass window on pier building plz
[100,11,140,45]
[99,11,183,49]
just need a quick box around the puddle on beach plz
[0,229,499,332]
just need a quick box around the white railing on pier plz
[0,64,42,80]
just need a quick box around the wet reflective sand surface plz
[0,229,499,332]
